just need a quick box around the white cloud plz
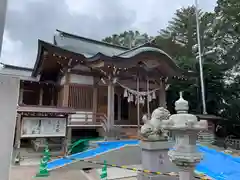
[1,31,29,66]
[1,0,216,67]
[65,0,216,35]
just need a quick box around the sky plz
[1,0,216,68]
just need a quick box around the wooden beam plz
[70,69,102,77]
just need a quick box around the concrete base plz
[137,173,178,180]
[138,141,178,180]
[55,145,141,171]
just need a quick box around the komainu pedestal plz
[137,140,178,180]
[138,107,178,180]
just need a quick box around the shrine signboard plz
[21,117,66,138]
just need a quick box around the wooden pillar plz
[18,88,23,105]
[63,117,71,156]
[159,80,167,108]
[117,94,121,121]
[14,113,21,149]
[62,73,70,155]
[92,79,98,123]
[107,81,115,134]
[14,113,22,164]
[51,85,54,106]
[62,73,70,107]
[39,87,43,106]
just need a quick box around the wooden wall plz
[68,85,93,110]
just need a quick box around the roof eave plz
[32,40,44,77]
[0,63,33,72]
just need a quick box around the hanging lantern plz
[152,91,156,99]
[124,89,128,97]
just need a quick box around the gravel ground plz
[10,166,88,180]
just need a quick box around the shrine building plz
[1,29,194,154]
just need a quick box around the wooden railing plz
[68,112,108,131]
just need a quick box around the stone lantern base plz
[138,140,178,180]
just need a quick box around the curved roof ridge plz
[116,38,156,56]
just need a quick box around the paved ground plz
[10,166,88,180]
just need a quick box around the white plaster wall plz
[60,74,93,85]
[0,75,19,180]
[0,68,39,81]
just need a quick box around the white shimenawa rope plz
[116,81,160,96]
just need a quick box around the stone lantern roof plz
[175,92,189,113]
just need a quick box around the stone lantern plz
[164,92,208,180]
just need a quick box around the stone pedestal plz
[138,141,178,180]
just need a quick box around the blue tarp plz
[196,145,240,180]
[48,140,240,179]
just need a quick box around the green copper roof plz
[54,30,128,57]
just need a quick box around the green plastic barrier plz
[68,137,103,155]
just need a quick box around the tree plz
[158,6,216,70]
[102,30,153,48]
[102,4,240,123]
[213,0,240,70]
[156,6,223,114]
[210,0,240,122]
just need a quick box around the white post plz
[0,0,7,56]
[195,0,207,114]
[0,75,20,180]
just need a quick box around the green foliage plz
[102,30,153,48]
[102,2,240,121]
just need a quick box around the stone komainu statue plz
[140,107,171,141]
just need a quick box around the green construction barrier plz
[68,137,103,155]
